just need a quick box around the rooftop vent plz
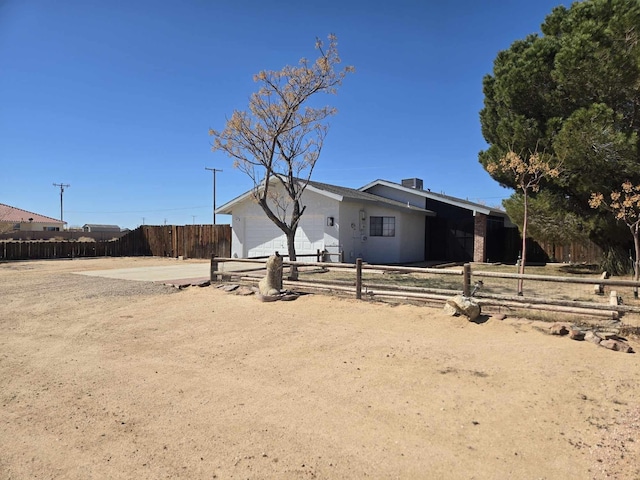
[401,178,423,190]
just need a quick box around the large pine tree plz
[480,0,640,272]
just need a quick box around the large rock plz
[600,339,634,353]
[444,295,480,321]
[258,254,283,296]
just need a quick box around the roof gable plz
[359,179,508,217]
[0,203,65,224]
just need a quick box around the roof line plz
[359,179,507,216]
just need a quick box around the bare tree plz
[487,150,560,295]
[210,34,354,277]
[590,181,640,297]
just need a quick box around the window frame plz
[369,216,396,237]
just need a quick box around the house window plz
[370,216,395,237]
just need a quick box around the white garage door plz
[245,214,324,258]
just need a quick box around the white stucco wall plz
[226,184,425,264]
[229,187,339,259]
[338,202,425,264]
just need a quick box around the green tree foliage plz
[503,190,585,247]
[480,0,640,272]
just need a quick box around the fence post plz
[317,249,321,263]
[210,254,218,283]
[463,263,471,297]
[356,258,363,300]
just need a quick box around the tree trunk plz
[286,230,298,281]
[632,223,640,299]
[518,191,528,295]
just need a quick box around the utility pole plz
[205,167,223,225]
[52,183,70,227]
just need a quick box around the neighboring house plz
[360,178,518,263]
[216,179,435,264]
[0,203,65,232]
[82,224,121,233]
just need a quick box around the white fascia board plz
[216,181,343,214]
[215,189,256,214]
[305,184,344,201]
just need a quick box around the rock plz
[600,339,634,353]
[235,286,254,296]
[493,313,506,321]
[584,331,602,345]
[280,293,299,301]
[443,302,459,317]
[549,323,571,335]
[568,329,585,341]
[219,284,239,292]
[258,254,283,296]
[598,330,621,339]
[444,295,480,321]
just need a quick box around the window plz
[370,216,395,237]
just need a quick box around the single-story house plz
[360,179,519,263]
[82,224,121,233]
[216,179,435,264]
[216,177,518,265]
[0,203,65,232]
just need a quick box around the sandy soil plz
[1,257,639,479]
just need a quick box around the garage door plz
[245,214,324,258]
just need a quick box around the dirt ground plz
[1,257,639,479]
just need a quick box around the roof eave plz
[360,179,506,217]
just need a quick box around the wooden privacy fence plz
[118,225,231,258]
[210,257,640,320]
[0,240,121,260]
[0,225,231,261]
[538,240,603,264]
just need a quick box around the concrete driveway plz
[77,261,266,286]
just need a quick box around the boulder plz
[444,295,480,321]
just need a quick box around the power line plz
[66,205,210,214]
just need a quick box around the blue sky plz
[1,0,571,229]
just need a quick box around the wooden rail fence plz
[210,257,640,320]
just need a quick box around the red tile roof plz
[0,203,65,224]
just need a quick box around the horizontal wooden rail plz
[474,270,640,288]
[476,298,618,319]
